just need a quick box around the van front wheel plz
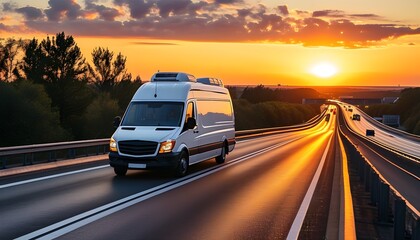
[174,152,188,177]
[114,166,127,176]
[216,143,227,164]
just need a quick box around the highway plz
[1,103,419,239]
[0,107,338,239]
[339,104,420,159]
[336,103,420,213]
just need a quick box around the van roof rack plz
[151,72,196,82]
[197,77,224,87]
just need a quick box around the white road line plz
[17,137,302,240]
[0,135,290,190]
[286,132,334,240]
[0,165,109,190]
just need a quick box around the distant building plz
[382,97,399,104]
[339,98,382,105]
[302,98,328,104]
[382,115,400,127]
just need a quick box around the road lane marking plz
[17,137,304,240]
[286,132,334,240]
[0,165,109,190]
[0,135,297,190]
[338,133,357,239]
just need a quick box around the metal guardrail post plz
[68,149,76,159]
[48,151,57,162]
[370,170,379,205]
[364,163,370,192]
[394,197,406,240]
[378,181,390,222]
[411,218,420,240]
[0,157,5,169]
[359,158,365,182]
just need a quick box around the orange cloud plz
[1,0,420,48]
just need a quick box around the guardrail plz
[339,128,420,239]
[354,106,420,142]
[337,106,420,239]
[335,103,419,163]
[0,111,325,170]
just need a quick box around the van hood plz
[113,126,179,143]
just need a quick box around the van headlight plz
[110,137,117,152]
[159,140,176,153]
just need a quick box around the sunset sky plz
[1,0,419,86]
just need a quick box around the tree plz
[0,81,69,146]
[79,93,121,139]
[0,38,24,82]
[89,47,131,92]
[22,32,93,124]
[41,32,88,84]
[111,76,142,110]
[21,38,47,84]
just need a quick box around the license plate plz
[129,163,146,169]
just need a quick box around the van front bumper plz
[109,151,182,170]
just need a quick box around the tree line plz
[228,86,320,130]
[0,32,141,147]
[0,33,319,147]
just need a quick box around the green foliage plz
[0,38,25,82]
[0,81,69,147]
[233,99,318,130]
[21,32,94,128]
[22,38,45,84]
[240,85,323,104]
[89,47,132,92]
[79,93,121,139]
[110,77,142,111]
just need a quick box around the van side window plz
[183,102,195,132]
[186,102,195,121]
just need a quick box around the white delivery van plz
[109,72,236,177]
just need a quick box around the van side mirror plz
[113,116,121,129]
[186,117,196,129]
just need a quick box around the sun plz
[310,62,338,78]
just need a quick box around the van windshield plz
[122,102,184,127]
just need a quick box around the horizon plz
[1,0,420,86]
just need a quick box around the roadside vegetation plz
[1,33,318,147]
[364,88,420,135]
[229,86,320,130]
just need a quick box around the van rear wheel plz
[114,166,127,176]
[174,152,188,177]
[216,143,227,164]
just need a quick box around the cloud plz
[313,10,384,21]
[214,0,243,4]
[113,0,153,19]
[156,0,192,18]
[85,0,122,21]
[313,10,346,18]
[3,1,420,48]
[15,7,44,21]
[45,0,83,21]
[2,2,17,12]
[350,14,381,19]
[277,5,289,16]
[130,41,178,45]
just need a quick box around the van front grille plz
[118,140,158,156]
